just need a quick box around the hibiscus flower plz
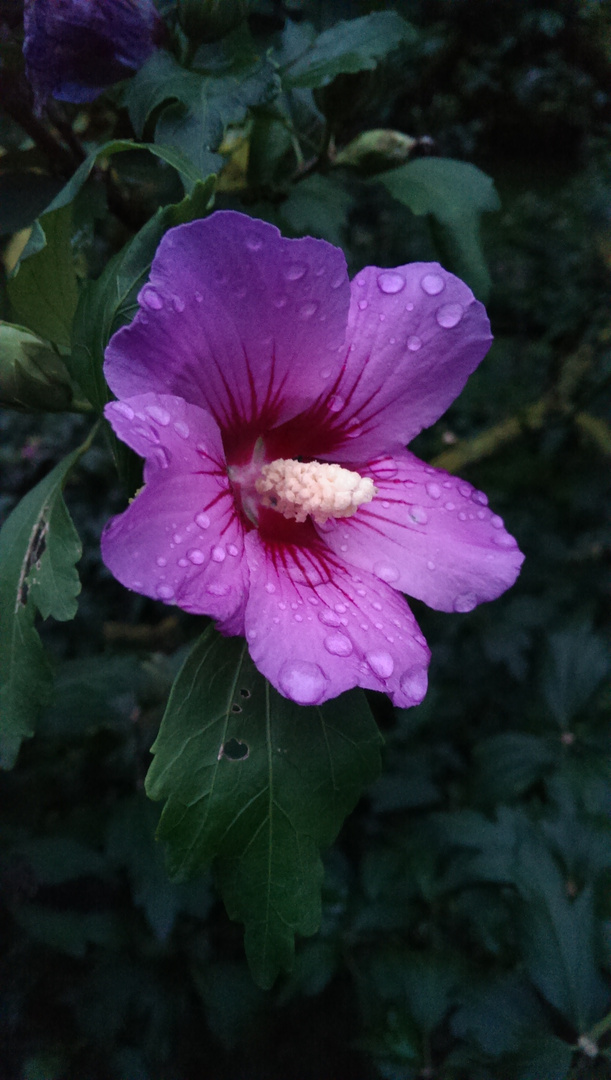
[23,0,164,106]
[102,211,523,707]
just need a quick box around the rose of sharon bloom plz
[23,0,164,106]
[102,211,523,708]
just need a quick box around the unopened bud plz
[0,322,80,412]
[334,129,418,175]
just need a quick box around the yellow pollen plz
[256,458,377,524]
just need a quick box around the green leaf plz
[472,733,558,802]
[0,321,87,413]
[542,625,610,727]
[0,428,96,769]
[125,48,279,179]
[282,12,417,89]
[70,176,215,414]
[146,627,382,987]
[7,205,79,347]
[379,157,500,299]
[511,1035,574,1080]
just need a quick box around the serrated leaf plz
[379,157,500,299]
[126,49,279,179]
[7,205,78,347]
[282,12,417,89]
[146,627,381,987]
[70,176,215,415]
[0,429,96,768]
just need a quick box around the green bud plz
[177,0,248,46]
[334,129,418,175]
[0,322,82,412]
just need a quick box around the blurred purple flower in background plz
[102,211,524,708]
[23,0,164,106]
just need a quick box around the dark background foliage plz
[1,1,611,1077]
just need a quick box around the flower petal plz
[280,262,491,462]
[104,212,350,455]
[243,533,430,707]
[319,450,524,612]
[102,392,248,627]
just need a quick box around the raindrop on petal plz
[173,420,190,439]
[436,302,463,328]
[324,632,353,657]
[152,447,171,469]
[426,483,441,499]
[211,546,226,563]
[114,402,135,420]
[187,548,206,564]
[246,234,263,251]
[407,335,422,351]
[156,556,167,567]
[172,296,186,313]
[278,661,327,705]
[421,273,445,296]
[454,593,477,613]
[265,582,276,593]
[195,512,210,530]
[358,299,368,311]
[366,651,394,679]
[377,271,405,294]
[156,584,174,600]
[409,506,428,524]
[327,394,344,413]
[146,404,171,426]
[284,263,307,281]
[373,561,400,583]
[208,583,230,596]
[400,668,428,701]
[140,285,163,310]
[319,609,342,627]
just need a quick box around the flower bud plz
[334,129,418,176]
[177,0,248,46]
[0,322,80,412]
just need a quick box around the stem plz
[431,398,549,473]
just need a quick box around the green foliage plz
[0,322,84,413]
[147,627,382,987]
[281,12,417,89]
[0,429,95,768]
[380,157,501,299]
[7,206,79,348]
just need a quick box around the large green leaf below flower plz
[146,627,382,988]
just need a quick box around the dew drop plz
[227,544,239,556]
[331,272,345,289]
[454,593,477,613]
[421,272,445,296]
[278,660,327,705]
[491,514,504,529]
[211,546,226,563]
[320,367,332,379]
[156,556,167,567]
[194,291,203,303]
[371,457,398,480]
[294,613,303,622]
[409,505,428,524]
[278,602,287,610]
[140,285,164,310]
[377,271,405,294]
[208,583,230,596]
[372,601,383,611]
[334,603,347,614]
[173,533,183,545]
[477,509,487,520]
[172,296,186,313]
[146,404,171,426]
[373,561,400,583]
[152,447,171,469]
[264,582,276,594]
[436,302,463,328]
[156,584,174,600]
[458,511,467,521]
[173,420,190,439]
[327,394,344,413]
[134,425,159,444]
[426,482,441,499]
[444,501,456,511]
[407,335,422,352]
[494,532,518,548]
[345,421,362,439]
[113,402,135,421]
[427,560,436,571]
[406,301,414,311]
[458,482,472,497]
[400,668,428,702]
[177,558,188,567]
[471,490,488,506]
[187,548,205,565]
[319,609,342,627]
[367,651,394,679]
[273,295,288,308]
[195,512,210,530]
[284,263,307,282]
[358,299,368,311]
[246,234,263,252]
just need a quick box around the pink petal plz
[104,211,350,457]
[279,262,491,462]
[243,533,430,707]
[102,393,248,628]
[319,450,524,613]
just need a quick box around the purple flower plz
[23,0,164,105]
[102,211,524,708]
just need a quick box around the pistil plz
[256,458,376,525]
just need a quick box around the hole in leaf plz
[231,703,242,714]
[220,738,249,761]
[239,687,251,699]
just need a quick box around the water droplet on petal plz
[421,272,445,296]
[445,502,455,511]
[178,557,188,567]
[472,490,488,506]
[156,556,167,567]
[377,271,405,294]
[146,404,171,426]
[454,593,477,613]
[345,421,362,439]
[134,425,160,444]
[187,548,206,564]
[208,583,230,596]
[436,302,463,328]
[409,505,428,524]
[173,420,190,439]
[331,272,345,289]
[458,511,467,521]
[140,285,163,310]
[491,514,504,529]
[195,512,210,530]
[373,561,400,583]
[426,482,441,499]
[400,668,428,701]
[173,533,183,545]
[194,290,203,303]
[477,509,487,520]
[494,532,518,548]
[246,234,263,251]
[324,632,353,657]
[278,660,327,705]
[427,560,436,571]
[320,367,332,379]
[114,402,135,421]
[172,296,186,313]
[294,613,303,622]
[407,335,422,351]
[152,447,171,469]
[227,544,239,556]
[319,609,342,627]
[284,263,307,282]
[273,295,288,308]
[300,301,318,319]
[358,299,368,311]
[211,546,226,563]
[327,394,344,413]
[157,584,174,600]
[371,457,398,480]
[265,582,276,594]
[458,482,472,497]
[367,651,394,679]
